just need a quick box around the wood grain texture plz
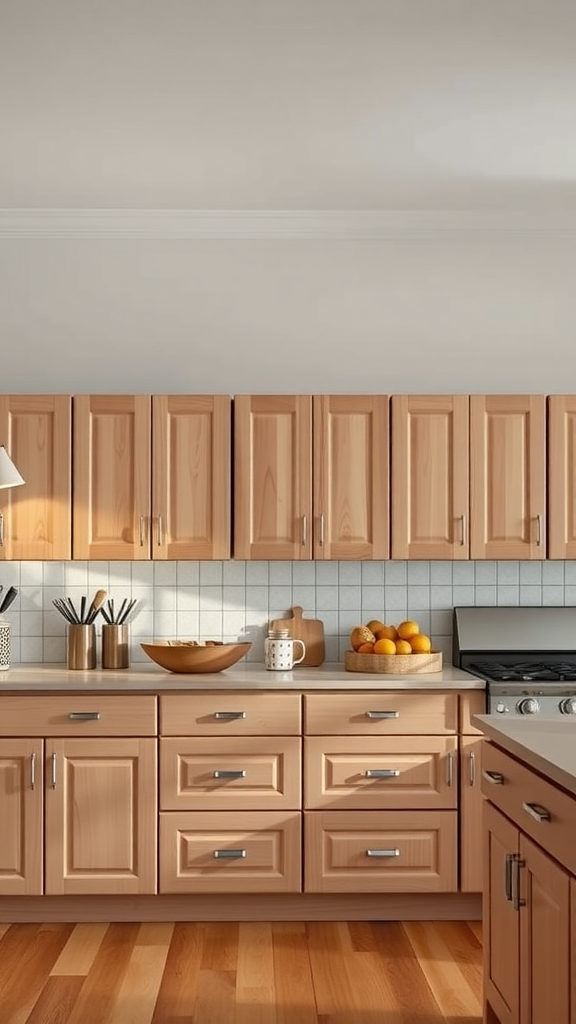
[0,919,482,1023]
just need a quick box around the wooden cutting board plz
[270,606,325,667]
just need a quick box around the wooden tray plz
[344,650,443,674]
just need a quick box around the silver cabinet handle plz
[504,852,513,900]
[468,750,476,786]
[213,770,246,779]
[511,854,525,911]
[157,514,164,547]
[365,711,400,720]
[318,513,325,546]
[301,514,307,546]
[68,712,101,721]
[139,515,146,546]
[522,801,550,823]
[214,711,246,720]
[482,770,504,785]
[0,512,4,547]
[460,513,467,546]
[366,849,400,858]
[30,752,36,790]
[536,513,543,546]
[446,750,454,787]
[365,769,400,778]
[214,849,246,859]
[51,752,57,789]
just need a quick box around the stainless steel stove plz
[453,606,576,717]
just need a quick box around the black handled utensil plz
[118,598,137,624]
[0,586,18,614]
[86,588,107,624]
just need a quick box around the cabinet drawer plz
[304,810,457,893]
[459,691,486,734]
[304,692,457,735]
[304,736,458,810]
[481,742,576,874]
[159,810,302,893]
[160,693,301,736]
[160,736,301,810]
[0,696,157,737]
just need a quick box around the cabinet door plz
[0,395,71,560]
[548,395,576,559]
[483,803,520,1024]
[470,395,546,560]
[234,395,312,559]
[73,395,151,560]
[152,395,231,559]
[391,395,469,559]
[313,395,389,560]
[571,878,576,1024]
[0,739,43,895]
[459,736,483,892]
[45,738,157,895]
[519,833,571,1024]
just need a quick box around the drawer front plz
[304,692,457,735]
[0,696,157,737]
[459,691,486,734]
[159,810,302,893]
[160,693,301,736]
[160,736,302,810]
[304,736,458,810]
[304,810,457,893]
[481,742,576,874]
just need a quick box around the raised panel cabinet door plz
[391,394,469,560]
[313,395,389,560]
[470,395,546,560]
[519,834,571,1024]
[0,395,71,560]
[548,395,576,559]
[459,736,483,893]
[45,738,157,895]
[483,803,520,1024]
[0,739,43,895]
[152,395,231,559]
[73,395,151,559]
[234,395,313,559]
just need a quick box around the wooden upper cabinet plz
[234,395,313,560]
[548,395,576,559]
[313,395,389,560]
[74,395,231,560]
[0,395,71,560]
[470,395,546,560]
[391,395,469,559]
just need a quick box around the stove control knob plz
[559,697,576,715]
[495,702,508,714]
[517,697,540,716]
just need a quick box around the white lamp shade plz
[0,446,25,489]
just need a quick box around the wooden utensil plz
[270,606,325,667]
[86,588,108,624]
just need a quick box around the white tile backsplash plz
[3,559,576,666]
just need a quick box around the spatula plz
[85,588,107,624]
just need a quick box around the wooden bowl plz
[141,641,252,674]
[345,650,443,674]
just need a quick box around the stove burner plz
[470,660,576,683]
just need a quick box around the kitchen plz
[2,2,576,1022]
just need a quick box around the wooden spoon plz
[86,588,108,624]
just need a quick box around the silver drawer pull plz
[30,752,36,790]
[213,770,246,779]
[365,769,400,778]
[446,750,454,787]
[482,770,504,785]
[469,750,476,786]
[68,712,101,721]
[214,849,246,859]
[522,801,550,823]
[214,711,246,720]
[366,849,400,858]
[365,711,400,720]
[51,751,57,789]
[504,852,513,900]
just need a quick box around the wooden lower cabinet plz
[459,736,484,892]
[304,810,458,893]
[0,739,43,895]
[159,810,302,893]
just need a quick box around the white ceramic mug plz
[264,632,306,671]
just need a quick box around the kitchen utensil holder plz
[102,623,129,669]
[0,616,11,669]
[67,624,96,670]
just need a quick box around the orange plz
[410,633,432,654]
[366,619,386,635]
[374,637,396,655]
[350,625,376,651]
[375,624,398,641]
[395,639,412,655]
[357,642,375,654]
[396,619,420,641]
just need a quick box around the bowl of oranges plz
[344,619,442,674]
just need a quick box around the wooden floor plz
[0,919,483,1024]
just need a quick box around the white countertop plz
[0,661,482,692]
[473,714,576,798]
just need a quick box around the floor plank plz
[50,923,108,976]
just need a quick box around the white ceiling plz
[2,0,576,210]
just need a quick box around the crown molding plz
[1,208,576,240]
